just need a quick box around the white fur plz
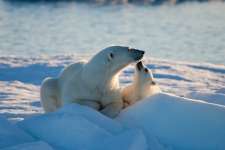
[41,46,144,118]
[122,62,161,107]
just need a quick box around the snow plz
[18,104,121,150]
[18,104,149,150]
[117,93,225,150]
[2,141,54,150]
[0,116,34,149]
[93,129,148,150]
[186,91,225,106]
[0,55,225,150]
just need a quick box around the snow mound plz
[93,129,148,150]
[0,116,34,149]
[18,104,149,150]
[117,93,225,150]
[17,93,225,150]
[186,91,225,106]
[2,141,54,150]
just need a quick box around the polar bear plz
[41,46,145,118]
[122,61,161,107]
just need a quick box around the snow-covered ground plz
[0,55,225,149]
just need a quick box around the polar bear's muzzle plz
[129,48,145,61]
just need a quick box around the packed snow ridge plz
[0,55,225,150]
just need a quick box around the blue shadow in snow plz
[154,73,190,81]
[0,64,63,85]
[146,64,172,70]
[188,65,225,74]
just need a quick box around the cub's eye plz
[144,68,148,73]
[110,53,114,59]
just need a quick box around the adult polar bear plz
[41,46,145,118]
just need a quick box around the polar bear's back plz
[59,61,86,82]
[57,61,89,104]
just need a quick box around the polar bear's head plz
[134,61,156,87]
[88,46,145,75]
[134,61,161,99]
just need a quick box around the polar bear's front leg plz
[100,101,123,118]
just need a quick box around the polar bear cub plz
[41,46,145,118]
[122,61,161,107]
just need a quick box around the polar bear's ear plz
[107,52,114,61]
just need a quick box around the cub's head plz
[135,61,156,86]
[89,46,145,74]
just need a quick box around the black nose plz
[130,48,145,54]
[139,50,145,55]
[130,48,145,61]
[136,61,143,71]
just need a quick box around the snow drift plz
[0,116,34,149]
[118,93,225,150]
[2,141,54,150]
[16,93,225,150]
[18,104,149,150]
[186,91,225,106]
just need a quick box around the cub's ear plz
[107,52,114,61]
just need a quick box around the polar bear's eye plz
[110,53,114,59]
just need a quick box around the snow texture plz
[2,141,54,150]
[0,116,34,149]
[117,93,225,150]
[18,104,149,150]
[186,91,225,106]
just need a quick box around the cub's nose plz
[136,61,144,71]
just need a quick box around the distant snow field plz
[0,55,225,150]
